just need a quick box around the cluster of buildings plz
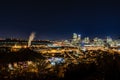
[0,33,120,52]
[70,33,120,48]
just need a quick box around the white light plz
[51,62,55,66]
[8,64,14,70]
[78,34,81,36]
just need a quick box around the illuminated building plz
[83,37,90,44]
[107,36,113,43]
[78,34,81,42]
[106,36,114,47]
[71,33,77,45]
[73,33,77,40]
[71,33,81,46]
[93,37,104,46]
[63,40,71,46]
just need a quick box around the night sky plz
[0,0,120,40]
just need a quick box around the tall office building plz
[71,33,81,46]
[73,33,77,41]
[78,34,81,41]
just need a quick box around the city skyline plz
[0,1,120,39]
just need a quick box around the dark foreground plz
[0,49,120,80]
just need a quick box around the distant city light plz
[48,57,64,65]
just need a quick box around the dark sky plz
[0,0,120,40]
